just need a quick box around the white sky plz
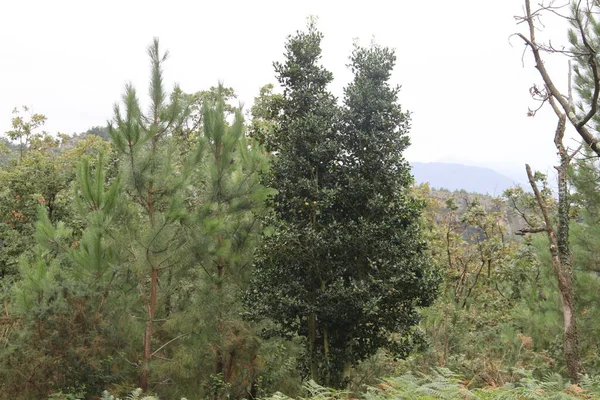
[0,0,581,183]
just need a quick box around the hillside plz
[427,187,526,235]
[411,162,521,195]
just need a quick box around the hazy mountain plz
[410,162,522,195]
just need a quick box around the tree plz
[107,38,192,392]
[175,85,237,147]
[331,42,438,380]
[413,186,539,385]
[6,106,47,162]
[246,19,341,385]
[247,84,283,151]
[566,3,600,375]
[0,152,129,398]
[0,124,107,287]
[85,125,110,141]
[515,0,600,156]
[155,87,274,399]
[511,0,600,382]
[505,121,582,382]
[246,25,438,387]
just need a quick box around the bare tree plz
[509,113,582,382]
[511,0,600,382]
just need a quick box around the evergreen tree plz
[157,87,274,399]
[245,19,342,385]
[331,43,438,381]
[107,38,192,392]
[0,153,129,398]
[0,124,107,291]
[246,27,438,387]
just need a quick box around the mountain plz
[410,162,522,195]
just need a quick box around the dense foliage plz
[5,4,600,399]
[244,23,438,388]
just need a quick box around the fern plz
[363,368,475,399]
[99,371,600,400]
[99,388,188,400]
[262,380,347,400]
[359,369,600,399]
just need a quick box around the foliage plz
[247,84,284,151]
[245,18,344,386]
[99,387,187,400]
[263,369,600,400]
[6,106,48,161]
[0,155,131,397]
[0,128,108,283]
[154,85,275,399]
[246,21,438,388]
[6,7,600,397]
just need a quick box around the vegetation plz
[5,2,600,399]
[245,23,438,388]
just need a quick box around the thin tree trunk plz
[140,267,158,392]
[140,120,159,392]
[308,313,318,383]
[554,114,582,382]
[216,262,225,377]
[524,115,581,382]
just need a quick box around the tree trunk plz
[216,262,225,377]
[524,115,582,382]
[323,327,330,386]
[140,267,158,392]
[342,362,352,384]
[554,117,582,382]
[308,313,318,383]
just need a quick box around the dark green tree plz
[246,26,438,387]
[331,43,438,381]
[245,19,342,385]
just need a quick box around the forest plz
[4,1,600,399]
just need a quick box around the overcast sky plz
[0,0,580,183]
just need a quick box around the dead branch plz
[518,0,600,156]
[526,164,556,235]
[516,226,549,235]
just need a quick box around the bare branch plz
[569,143,584,160]
[526,163,556,237]
[151,333,189,358]
[516,226,549,235]
[517,0,600,156]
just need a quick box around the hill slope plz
[411,162,520,195]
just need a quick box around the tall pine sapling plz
[158,87,274,398]
[108,38,191,392]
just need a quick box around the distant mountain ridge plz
[410,162,521,196]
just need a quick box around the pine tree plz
[0,152,128,398]
[107,38,192,392]
[156,87,274,398]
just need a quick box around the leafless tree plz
[512,0,600,382]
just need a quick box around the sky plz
[0,0,581,184]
